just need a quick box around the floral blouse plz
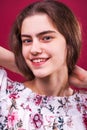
[0,68,87,130]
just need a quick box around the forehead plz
[21,14,58,34]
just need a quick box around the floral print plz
[0,68,87,130]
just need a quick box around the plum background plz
[0,0,87,81]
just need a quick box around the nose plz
[30,39,42,55]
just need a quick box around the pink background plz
[0,0,87,81]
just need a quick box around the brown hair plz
[10,0,82,80]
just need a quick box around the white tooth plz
[32,59,46,63]
[33,59,41,63]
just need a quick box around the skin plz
[21,14,73,96]
[0,46,19,73]
[69,65,87,88]
[0,46,23,75]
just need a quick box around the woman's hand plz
[69,65,87,89]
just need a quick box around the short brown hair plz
[10,0,82,80]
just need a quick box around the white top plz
[0,68,87,130]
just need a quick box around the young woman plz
[0,0,87,129]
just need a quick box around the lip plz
[30,58,49,67]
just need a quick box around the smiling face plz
[21,14,68,78]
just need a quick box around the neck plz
[33,68,73,97]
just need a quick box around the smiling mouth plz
[31,58,49,63]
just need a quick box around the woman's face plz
[21,14,67,78]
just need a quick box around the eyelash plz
[22,39,32,44]
[42,36,52,40]
[41,36,53,42]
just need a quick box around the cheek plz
[22,47,25,58]
[61,47,67,61]
[54,46,67,62]
[22,46,29,59]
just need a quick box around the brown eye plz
[22,39,32,44]
[42,36,53,42]
[43,36,52,40]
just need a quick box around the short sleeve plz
[0,68,8,99]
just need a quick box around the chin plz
[33,72,48,78]
[34,74,46,78]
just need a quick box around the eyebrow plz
[21,30,57,38]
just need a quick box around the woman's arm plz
[69,65,87,89]
[0,46,21,74]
